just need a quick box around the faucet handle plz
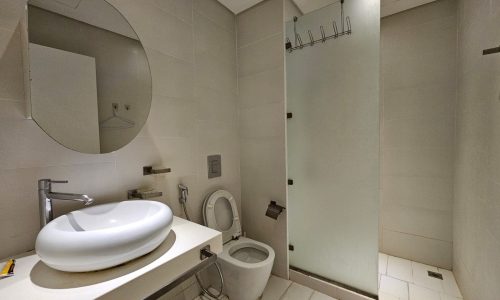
[38,179,68,190]
[50,180,69,184]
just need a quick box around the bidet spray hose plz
[178,185,224,299]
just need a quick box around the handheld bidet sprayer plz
[178,184,188,204]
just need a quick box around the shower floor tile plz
[378,253,463,300]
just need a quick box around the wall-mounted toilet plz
[203,190,275,300]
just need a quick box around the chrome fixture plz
[143,166,171,175]
[38,179,94,228]
[177,184,224,299]
[178,184,188,204]
[127,188,162,199]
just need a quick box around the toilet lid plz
[203,190,241,243]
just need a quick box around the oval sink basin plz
[35,200,173,272]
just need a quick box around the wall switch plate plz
[207,155,221,178]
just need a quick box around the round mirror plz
[27,0,152,154]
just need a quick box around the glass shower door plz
[286,0,380,295]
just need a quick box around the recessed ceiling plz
[217,0,437,17]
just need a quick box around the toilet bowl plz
[203,190,275,300]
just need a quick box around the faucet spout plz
[47,192,94,205]
[38,179,94,228]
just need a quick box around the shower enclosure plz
[286,0,380,296]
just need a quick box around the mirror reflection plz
[27,0,152,154]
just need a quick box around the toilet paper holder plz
[265,201,286,220]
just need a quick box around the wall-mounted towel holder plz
[483,45,500,55]
[143,166,171,176]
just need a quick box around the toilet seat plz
[203,190,242,243]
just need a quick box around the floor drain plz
[428,271,443,280]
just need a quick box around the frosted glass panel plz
[286,0,380,295]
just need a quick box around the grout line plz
[278,280,293,300]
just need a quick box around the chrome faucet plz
[38,179,94,228]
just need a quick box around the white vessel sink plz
[35,200,173,272]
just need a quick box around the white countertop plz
[0,217,222,299]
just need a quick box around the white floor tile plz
[380,275,409,300]
[411,262,443,292]
[281,282,314,300]
[440,294,463,300]
[310,291,337,300]
[409,284,440,300]
[379,291,400,300]
[387,256,413,282]
[379,253,389,275]
[438,268,463,298]
[261,275,292,300]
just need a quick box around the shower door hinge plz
[287,112,293,119]
[288,179,294,185]
[289,244,295,251]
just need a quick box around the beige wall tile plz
[237,0,283,48]
[381,0,456,268]
[454,0,500,297]
[193,0,235,33]
[238,34,283,77]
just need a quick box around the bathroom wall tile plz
[0,27,15,61]
[383,82,456,122]
[194,11,236,65]
[310,291,337,300]
[145,48,194,99]
[238,34,283,77]
[145,94,197,138]
[382,147,453,179]
[194,86,237,124]
[383,116,454,149]
[150,0,193,25]
[195,52,237,94]
[240,102,285,139]
[193,0,235,33]
[381,0,456,35]
[240,136,287,276]
[381,176,453,212]
[0,0,26,31]
[113,0,193,62]
[237,0,283,48]
[381,204,452,242]
[238,66,285,109]
[383,49,456,91]
[381,229,452,269]
[0,25,24,102]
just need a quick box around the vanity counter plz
[0,217,222,299]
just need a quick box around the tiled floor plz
[379,253,463,300]
[195,275,337,300]
[197,253,462,300]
